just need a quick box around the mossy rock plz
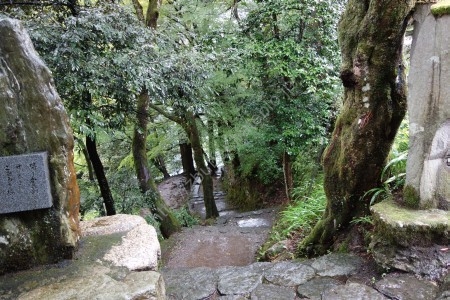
[431,0,450,16]
[371,198,449,247]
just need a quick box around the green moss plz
[371,198,450,247]
[431,0,450,16]
[403,185,420,209]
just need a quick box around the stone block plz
[370,199,449,280]
[0,152,52,214]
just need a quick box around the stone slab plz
[310,253,363,277]
[375,273,439,300]
[81,214,161,271]
[0,152,52,214]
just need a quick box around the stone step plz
[162,254,441,300]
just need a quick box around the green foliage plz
[362,118,409,205]
[221,0,343,189]
[17,4,160,137]
[349,216,373,226]
[267,175,326,243]
[173,206,199,227]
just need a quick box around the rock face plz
[0,18,80,273]
[405,4,450,210]
[0,215,165,299]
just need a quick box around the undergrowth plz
[257,175,326,260]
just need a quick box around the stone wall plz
[405,3,450,209]
[0,18,80,273]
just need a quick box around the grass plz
[257,176,326,260]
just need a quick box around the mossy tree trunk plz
[131,0,181,237]
[183,112,219,218]
[132,91,181,238]
[299,0,414,256]
[180,141,196,188]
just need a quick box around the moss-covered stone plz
[403,185,420,209]
[370,199,449,279]
[431,0,450,15]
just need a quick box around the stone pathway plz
[161,176,449,300]
[162,253,444,300]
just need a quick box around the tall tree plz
[148,104,219,218]
[299,0,414,255]
[132,0,181,237]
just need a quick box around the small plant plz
[174,206,199,227]
[362,150,407,205]
[349,216,373,226]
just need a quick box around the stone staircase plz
[161,174,448,300]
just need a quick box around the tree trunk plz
[283,151,293,201]
[207,119,218,175]
[152,156,170,179]
[299,0,413,256]
[75,136,95,181]
[146,0,160,29]
[180,141,196,188]
[217,121,229,163]
[132,91,181,238]
[86,135,116,216]
[184,112,219,218]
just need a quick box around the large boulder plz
[0,215,165,299]
[0,17,80,273]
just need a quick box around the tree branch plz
[148,102,183,124]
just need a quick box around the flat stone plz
[81,214,149,236]
[431,0,450,16]
[237,218,272,228]
[103,222,160,271]
[310,253,363,277]
[0,152,53,214]
[322,282,387,300]
[17,266,165,300]
[375,273,439,300]
[371,200,450,230]
[297,277,343,300]
[81,214,160,271]
[217,266,263,295]
[250,284,296,300]
[162,267,217,300]
[264,262,316,286]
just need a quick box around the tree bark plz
[299,0,413,256]
[75,136,95,181]
[132,91,181,237]
[207,119,218,175]
[283,151,293,201]
[146,0,160,29]
[184,112,219,218]
[180,141,196,188]
[86,135,116,216]
[152,156,170,179]
[82,90,116,216]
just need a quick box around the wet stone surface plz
[162,184,447,300]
